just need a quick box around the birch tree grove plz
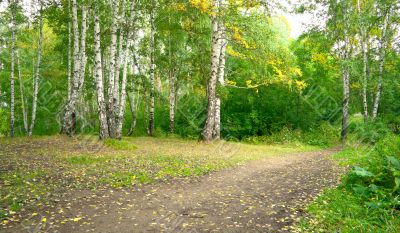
[2,0,399,143]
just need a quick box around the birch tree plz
[357,0,370,123]
[107,0,119,137]
[61,0,87,136]
[148,1,156,136]
[116,0,136,139]
[93,8,109,139]
[28,1,43,137]
[67,0,72,101]
[128,52,141,136]
[340,0,352,142]
[213,22,227,140]
[17,50,28,134]
[372,6,391,120]
[202,0,221,142]
[9,0,17,138]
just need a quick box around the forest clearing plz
[1,0,400,232]
[1,136,344,232]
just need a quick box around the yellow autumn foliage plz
[189,0,214,15]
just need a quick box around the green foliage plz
[241,122,339,148]
[299,135,400,232]
[348,115,391,144]
[104,139,138,150]
[0,108,9,136]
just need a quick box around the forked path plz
[14,149,344,233]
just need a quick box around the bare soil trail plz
[6,148,344,233]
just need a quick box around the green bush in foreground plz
[298,135,400,232]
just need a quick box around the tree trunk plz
[148,4,155,136]
[17,51,28,134]
[94,13,109,140]
[213,23,227,140]
[361,31,369,123]
[128,50,140,136]
[372,11,390,120]
[341,0,350,143]
[116,38,130,139]
[168,70,176,134]
[28,3,43,137]
[127,91,137,136]
[357,0,369,123]
[78,6,87,90]
[9,0,16,138]
[61,0,85,136]
[107,1,119,138]
[341,67,350,142]
[67,0,72,101]
[202,0,221,142]
[114,29,124,108]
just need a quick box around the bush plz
[241,122,339,147]
[348,116,391,144]
[299,135,400,232]
[345,135,400,208]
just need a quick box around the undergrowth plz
[297,135,400,232]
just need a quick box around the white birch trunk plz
[94,13,109,139]
[128,50,140,136]
[10,0,16,137]
[357,0,369,123]
[341,0,350,142]
[168,70,176,134]
[202,0,221,142]
[148,3,155,136]
[107,0,119,137]
[61,0,84,135]
[17,51,28,134]
[213,24,227,140]
[116,40,130,139]
[114,30,124,107]
[67,0,72,101]
[28,3,43,137]
[372,11,390,120]
[78,6,87,89]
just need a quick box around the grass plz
[0,135,318,223]
[296,141,400,233]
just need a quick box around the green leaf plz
[352,166,374,178]
[387,156,400,170]
[394,177,400,192]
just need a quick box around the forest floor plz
[0,136,345,233]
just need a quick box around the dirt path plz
[6,149,344,233]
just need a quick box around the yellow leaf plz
[42,217,47,223]
[73,217,82,222]
[31,213,38,217]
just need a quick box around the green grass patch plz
[104,139,138,150]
